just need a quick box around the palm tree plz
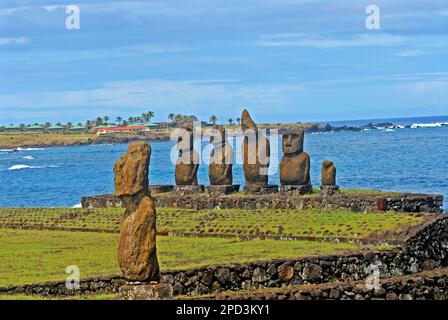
[127,117,134,124]
[168,113,175,122]
[147,111,155,123]
[44,122,51,128]
[236,117,241,125]
[210,115,218,125]
[103,116,110,125]
[56,122,63,126]
[228,118,233,125]
[116,116,123,125]
[96,117,103,126]
[174,114,183,125]
[66,122,73,129]
[122,120,128,126]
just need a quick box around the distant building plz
[3,124,22,132]
[46,125,65,133]
[69,125,87,133]
[95,125,151,135]
[27,125,44,132]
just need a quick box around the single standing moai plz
[279,128,313,194]
[113,142,160,282]
[241,109,277,193]
[207,126,239,194]
[321,160,339,195]
[174,124,202,193]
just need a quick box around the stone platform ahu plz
[113,142,172,300]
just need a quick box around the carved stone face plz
[282,130,304,154]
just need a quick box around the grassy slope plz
[0,208,424,239]
[0,133,97,148]
[0,228,372,287]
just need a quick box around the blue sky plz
[0,0,447,125]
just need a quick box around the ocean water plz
[0,126,447,209]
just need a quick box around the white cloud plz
[258,33,408,48]
[0,79,303,112]
[0,6,30,16]
[393,50,422,57]
[43,5,62,12]
[0,37,30,47]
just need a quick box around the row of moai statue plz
[173,109,339,195]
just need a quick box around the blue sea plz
[0,116,447,209]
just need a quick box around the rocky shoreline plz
[0,122,431,150]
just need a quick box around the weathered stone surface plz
[280,185,313,195]
[278,264,295,282]
[206,185,240,195]
[321,160,337,186]
[82,192,444,213]
[241,109,270,186]
[114,142,160,282]
[209,126,233,185]
[243,184,278,194]
[175,126,199,185]
[280,128,312,189]
[117,195,160,282]
[114,142,150,196]
[119,283,173,300]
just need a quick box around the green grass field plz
[0,228,376,287]
[0,207,424,239]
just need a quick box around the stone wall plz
[81,192,444,213]
[210,267,448,300]
[3,216,448,297]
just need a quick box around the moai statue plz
[207,126,239,194]
[115,142,173,300]
[279,128,312,194]
[321,160,339,195]
[114,142,160,282]
[174,124,202,193]
[241,109,277,193]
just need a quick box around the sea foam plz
[8,164,58,171]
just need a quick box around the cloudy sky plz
[0,0,447,125]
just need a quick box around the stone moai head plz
[113,142,150,197]
[177,124,194,154]
[282,128,304,155]
[209,126,226,147]
[241,109,257,132]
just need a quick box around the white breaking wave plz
[411,122,448,128]
[22,156,34,160]
[8,164,58,170]
[72,203,82,208]
[17,147,45,151]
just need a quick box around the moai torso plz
[280,129,311,186]
[321,160,336,186]
[241,109,270,185]
[175,127,199,185]
[209,126,233,185]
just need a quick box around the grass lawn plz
[0,133,96,148]
[0,228,383,287]
[0,208,424,239]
